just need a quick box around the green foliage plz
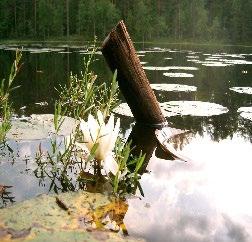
[0,50,22,142]
[112,138,145,197]
[35,49,144,198]
[0,0,251,43]
[58,46,120,120]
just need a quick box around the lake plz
[0,43,252,241]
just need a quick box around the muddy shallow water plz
[0,43,252,241]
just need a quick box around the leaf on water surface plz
[79,51,102,55]
[201,62,232,67]
[239,112,252,121]
[163,72,194,78]
[237,107,252,121]
[230,87,252,95]
[5,114,78,140]
[58,51,72,54]
[160,101,229,117]
[238,107,252,113]
[112,103,133,117]
[143,66,198,71]
[150,84,197,92]
[113,101,228,117]
[186,55,199,59]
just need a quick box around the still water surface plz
[0,43,252,241]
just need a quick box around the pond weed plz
[0,49,22,142]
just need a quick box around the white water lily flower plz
[79,110,120,175]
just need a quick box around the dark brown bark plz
[102,20,166,127]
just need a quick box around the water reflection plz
[1,44,252,241]
[124,131,252,242]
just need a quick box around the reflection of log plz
[102,20,166,127]
[128,124,157,172]
[155,128,191,162]
[128,125,190,173]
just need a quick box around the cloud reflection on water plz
[124,133,252,242]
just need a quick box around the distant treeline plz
[0,0,251,43]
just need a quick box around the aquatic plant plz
[0,49,22,142]
[58,46,120,120]
[34,46,145,198]
[77,110,120,175]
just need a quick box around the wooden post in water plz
[102,20,166,127]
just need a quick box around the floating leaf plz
[240,112,252,121]
[237,107,252,121]
[230,87,252,95]
[222,59,252,65]
[160,101,229,117]
[186,56,199,59]
[5,114,78,140]
[143,66,198,71]
[113,101,228,117]
[163,72,194,78]
[150,84,197,92]
[113,103,133,117]
[201,62,232,67]
[238,107,252,113]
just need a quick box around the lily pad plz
[237,107,252,121]
[58,51,72,54]
[201,62,232,67]
[186,56,199,59]
[79,51,102,55]
[4,114,78,140]
[150,84,197,92]
[160,101,229,117]
[222,59,252,65]
[222,54,245,59]
[163,72,194,78]
[113,103,134,117]
[143,66,198,71]
[113,101,228,117]
[240,112,252,121]
[230,87,252,95]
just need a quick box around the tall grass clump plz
[58,47,120,120]
[0,50,22,142]
[35,45,145,198]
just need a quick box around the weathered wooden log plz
[102,20,166,127]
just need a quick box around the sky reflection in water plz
[125,132,252,242]
[0,44,252,241]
